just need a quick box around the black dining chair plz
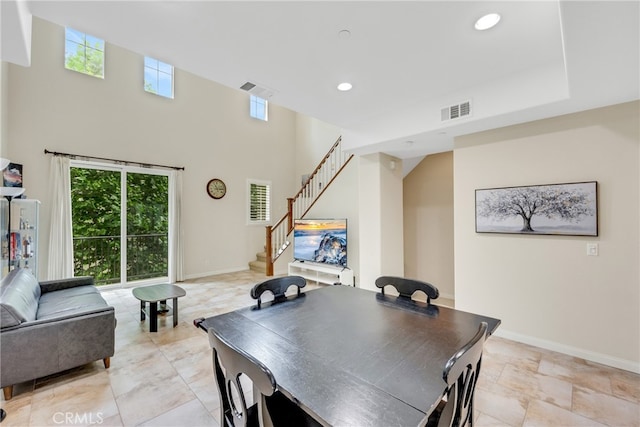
[250,275,307,308]
[420,322,488,427]
[375,276,439,303]
[208,328,320,427]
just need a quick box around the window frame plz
[69,159,174,288]
[247,179,271,225]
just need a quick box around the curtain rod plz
[44,149,185,171]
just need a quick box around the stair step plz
[249,260,267,274]
[256,252,267,262]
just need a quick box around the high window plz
[248,180,271,224]
[144,57,174,98]
[250,95,268,121]
[65,28,104,78]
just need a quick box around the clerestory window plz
[65,28,105,78]
[250,95,268,121]
[144,57,174,99]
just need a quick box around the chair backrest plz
[432,322,488,427]
[374,276,439,303]
[208,329,277,427]
[250,276,307,308]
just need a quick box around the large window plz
[144,57,174,98]
[65,27,105,78]
[70,163,170,286]
[248,180,271,224]
[250,95,268,121]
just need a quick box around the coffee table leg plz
[173,297,178,328]
[150,302,158,333]
[140,301,146,321]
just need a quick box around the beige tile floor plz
[1,270,638,426]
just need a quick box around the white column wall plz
[358,153,404,291]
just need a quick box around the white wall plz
[454,101,639,372]
[358,153,404,291]
[294,114,341,186]
[6,17,299,280]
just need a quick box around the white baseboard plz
[439,292,455,301]
[183,266,250,281]
[494,329,640,374]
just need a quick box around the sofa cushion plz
[36,285,109,321]
[0,268,41,328]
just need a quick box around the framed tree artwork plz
[475,181,598,236]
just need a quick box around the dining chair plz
[420,321,488,427]
[250,275,307,308]
[375,276,439,303]
[208,328,321,427]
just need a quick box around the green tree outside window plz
[65,27,104,78]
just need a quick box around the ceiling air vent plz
[240,81,275,99]
[441,100,472,121]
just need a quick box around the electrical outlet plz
[587,243,599,256]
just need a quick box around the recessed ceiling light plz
[337,82,352,91]
[475,13,501,31]
[338,29,351,39]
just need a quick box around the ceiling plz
[2,1,639,168]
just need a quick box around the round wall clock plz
[206,178,227,199]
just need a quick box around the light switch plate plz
[587,243,599,256]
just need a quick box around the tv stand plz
[288,261,354,286]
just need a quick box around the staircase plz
[248,249,268,274]
[248,136,353,275]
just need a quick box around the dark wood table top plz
[200,285,500,427]
[132,283,186,302]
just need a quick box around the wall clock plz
[206,178,227,199]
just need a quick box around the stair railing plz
[265,136,353,275]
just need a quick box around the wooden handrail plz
[291,137,342,201]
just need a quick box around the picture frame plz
[2,163,23,188]
[475,181,598,236]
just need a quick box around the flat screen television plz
[293,218,347,267]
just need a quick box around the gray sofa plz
[0,268,116,400]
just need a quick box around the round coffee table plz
[132,284,186,332]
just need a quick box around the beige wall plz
[403,152,454,299]
[454,101,639,372]
[294,114,341,186]
[6,18,298,280]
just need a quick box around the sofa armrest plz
[39,276,95,294]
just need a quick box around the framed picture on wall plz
[475,181,598,236]
[2,163,23,188]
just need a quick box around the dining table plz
[197,284,501,427]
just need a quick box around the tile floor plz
[1,270,638,426]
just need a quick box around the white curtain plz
[169,170,184,282]
[47,156,74,279]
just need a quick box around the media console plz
[288,261,354,286]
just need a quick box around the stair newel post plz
[287,198,294,232]
[265,225,274,276]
